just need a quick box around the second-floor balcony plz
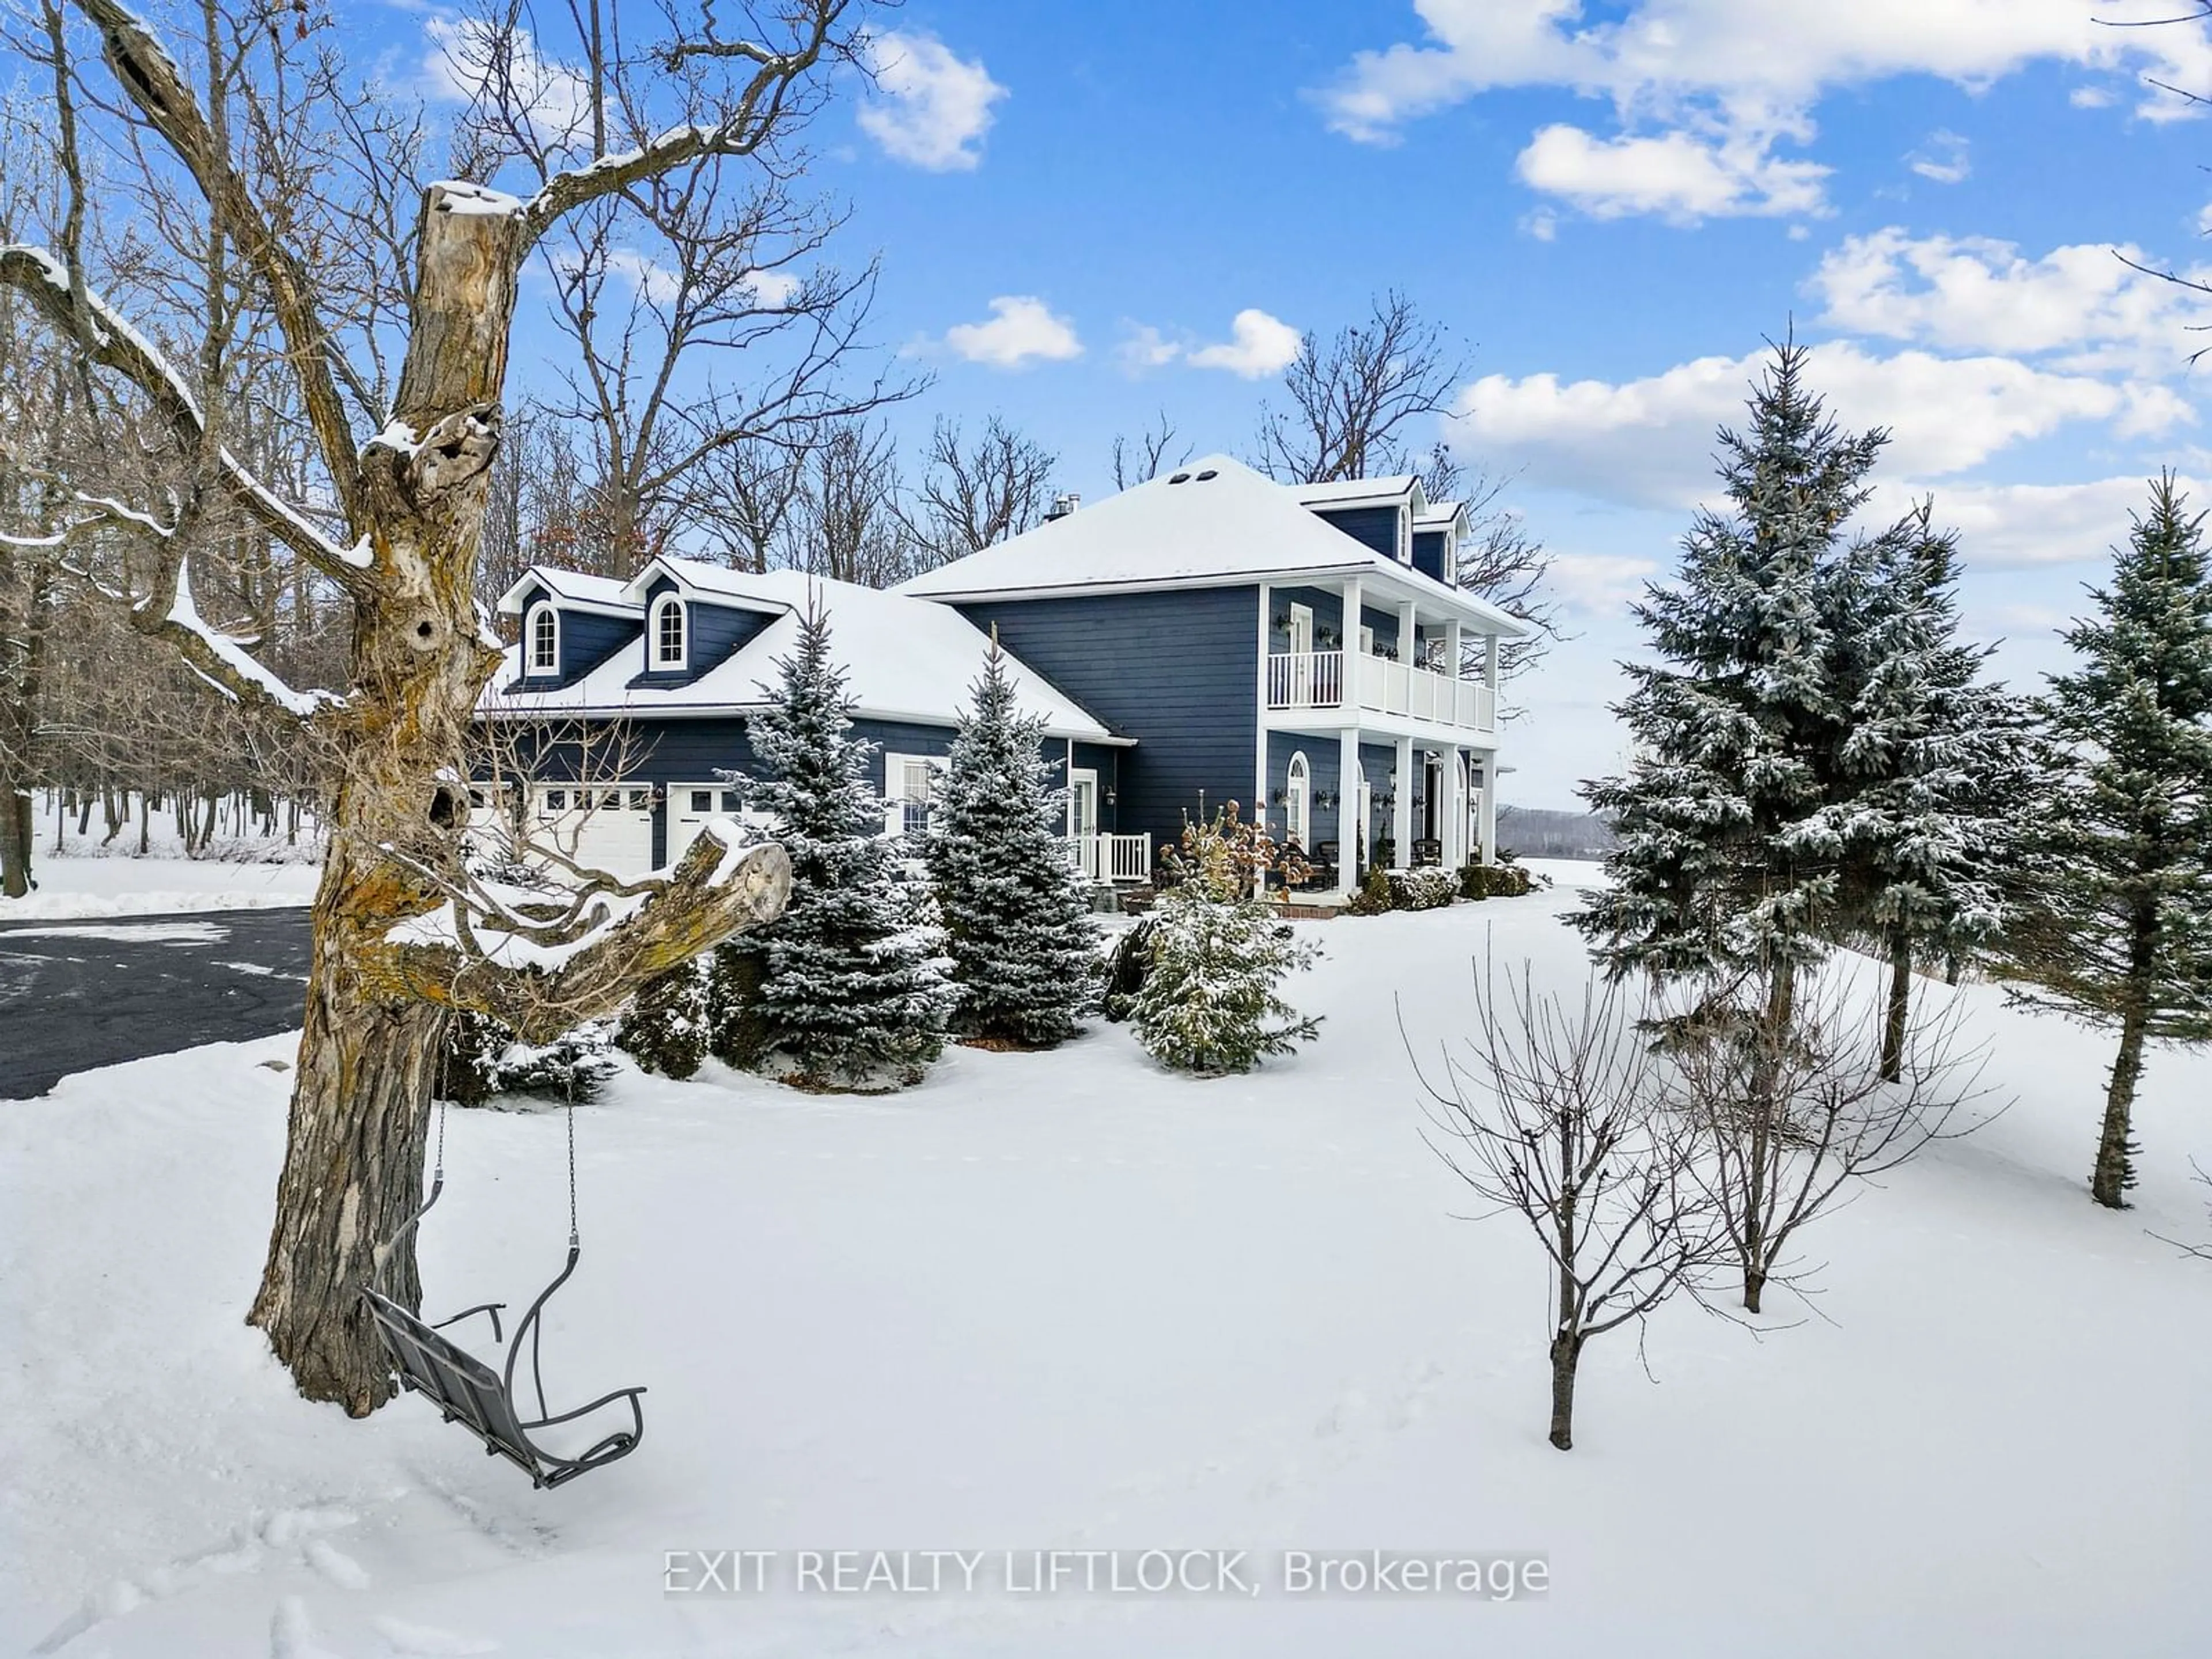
[1265,649,1496,732]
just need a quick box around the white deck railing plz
[1264,650,1495,732]
[1065,832,1152,882]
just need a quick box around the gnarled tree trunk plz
[247,188,530,1413]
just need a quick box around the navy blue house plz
[479,454,1527,899]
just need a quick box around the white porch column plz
[1445,745,1465,868]
[1444,618,1463,682]
[1338,726,1361,897]
[1395,599,1416,663]
[1253,581,1272,838]
[1478,752,1498,865]
[1483,632,1501,729]
[1392,734,1414,870]
[1340,575,1363,710]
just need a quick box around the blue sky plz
[453,1,2212,809]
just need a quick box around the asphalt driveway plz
[0,910,312,1100]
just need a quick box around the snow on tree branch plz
[71,0,363,525]
[377,824,791,1042]
[0,244,370,592]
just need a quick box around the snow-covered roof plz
[483,562,1120,742]
[1415,500,1470,536]
[898,454,1528,634]
[1290,474,1423,511]
[495,567,640,619]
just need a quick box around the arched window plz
[650,593,686,669]
[525,603,558,675]
[1286,751,1311,851]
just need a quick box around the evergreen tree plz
[745,599,952,1091]
[1127,807,1321,1075]
[617,959,712,1079]
[1998,475,2212,1207]
[925,641,1100,1047]
[1824,505,2037,1077]
[1574,339,1881,1001]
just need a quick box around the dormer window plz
[525,602,558,675]
[650,593,686,670]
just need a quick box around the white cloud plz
[1115,309,1303,378]
[1522,207,1560,241]
[1115,324,1183,374]
[1906,129,1972,184]
[2070,84,2115,108]
[1319,1,2212,220]
[1448,340,2190,511]
[1186,309,1303,378]
[745,270,803,309]
[1889,474,2209,570]
[1516,122,1829,221]
[1808,227,2207,375]
[1547,552,1665,614]
[422,16,590,146]
[858,31,1007,171]
[937,296,1082,369]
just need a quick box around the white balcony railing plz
[1065,832,1152,882]
[1264,650,1496,732]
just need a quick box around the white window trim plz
[1286,751,1310,849]
[525,601,559,675]
[883,752,939,839]
[649,593,687,671]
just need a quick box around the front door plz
[1288,603,1314,704]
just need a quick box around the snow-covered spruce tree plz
[745,600,952,1091]
[1574,339,1880,1007]
[617,958,712,1080]
[1128,806,1320,1075]
[1997,475,2212,1209]
[1823,504,2037,1078]
[925,641,1099,1047]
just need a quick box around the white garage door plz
[530,784,655,880]
[666,782,774,869]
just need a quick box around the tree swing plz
[362,1089,646,1489]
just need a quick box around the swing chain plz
[565,1080,579,1249]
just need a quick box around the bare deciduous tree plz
[0,0,840,1412]
[1413,956,1720,1451]
[902,414,1055,566]
[1423,444,1565,689]
[1109,410,1188,491]
[1665,964,1994,1313]
[1255,289,1464,486]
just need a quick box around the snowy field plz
[4,870,2209,1657]
[0,855,321,921]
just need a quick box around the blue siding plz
[1268,585,1346,653]
[1412,530,1450,584]
[1311,503,1403,562]
[632,576,777,686]
[509,583,640,688]
[489,713,1085,869]
[953,588,1259,856]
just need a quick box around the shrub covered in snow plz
[1346,863,1393,915]
[435,1009,618,1105]
[1461,861,1536,900]
[617,958,713,1079]
[1128,884,1321,1075]
[1127,810,1319,1075]
[707,940,771,1070]
[1389,868,1459,911]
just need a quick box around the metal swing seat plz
[362,1097,646,1490]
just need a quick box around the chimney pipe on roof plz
[1044,493,1080,521]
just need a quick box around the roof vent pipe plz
[1045,493,1081,520]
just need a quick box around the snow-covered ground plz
[4,884,2207,1657]
[0,855,320,921]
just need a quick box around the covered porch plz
[1255,725,1498,900]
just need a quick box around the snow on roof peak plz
[495,567,638,617]
[898,453,1521,631]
